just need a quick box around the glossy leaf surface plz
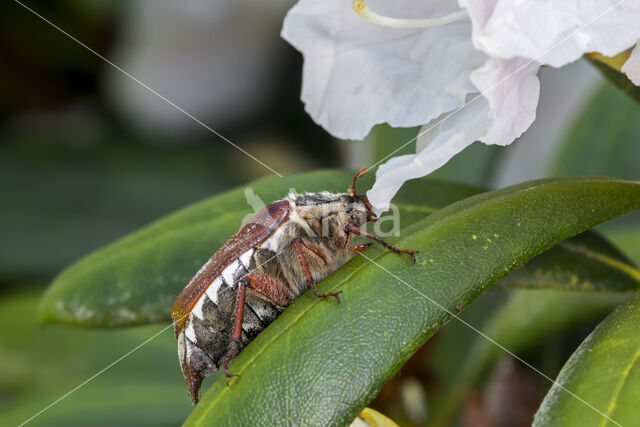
[533,295,640,426]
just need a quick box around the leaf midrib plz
[598,342,640,427]
[559,241,640,283]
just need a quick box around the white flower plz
[462,0,640,68]
[370,57,540,212]
[281,0,485,140]
[282,0,640,214]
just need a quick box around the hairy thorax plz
[253,197,362,297]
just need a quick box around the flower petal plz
[470,57,540,146]
[281,0,485,139]
[460,0,640,68]
[622,43,640,86]
[368,57,540,213]
[367,99,489,214]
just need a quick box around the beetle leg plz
[293,238,342,303]
[353,243,373,253]
[222,278,247,385]
[245,273,293,306]
[346,225,418,262]
[294,237,328,264]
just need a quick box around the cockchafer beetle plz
[170,169,417,403]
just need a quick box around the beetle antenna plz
[348,167,368,196]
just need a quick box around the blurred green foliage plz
[549,78,640,182]
[549,77,640,266]
[0,289,194,426]
[0,137,244,283]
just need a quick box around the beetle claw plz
[223,367,239,386]
[313,289,342,303]
[392,248,418,263]
[331,290,343,304]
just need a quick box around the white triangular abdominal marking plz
[239,250,253,270]
[191,249,255,320]
[204,277,223,305]
[222,260,240,285]
[185,321,197,343]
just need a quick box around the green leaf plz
[428,229,639,426]
[0,288,191,426]
[185,177,640,426]
[605,226,640,266]
[428,230,639,387]
[495,231,640,293]
[39,170,481,327]
[533,295,640,426]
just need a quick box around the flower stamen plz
[352,0,468,29]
